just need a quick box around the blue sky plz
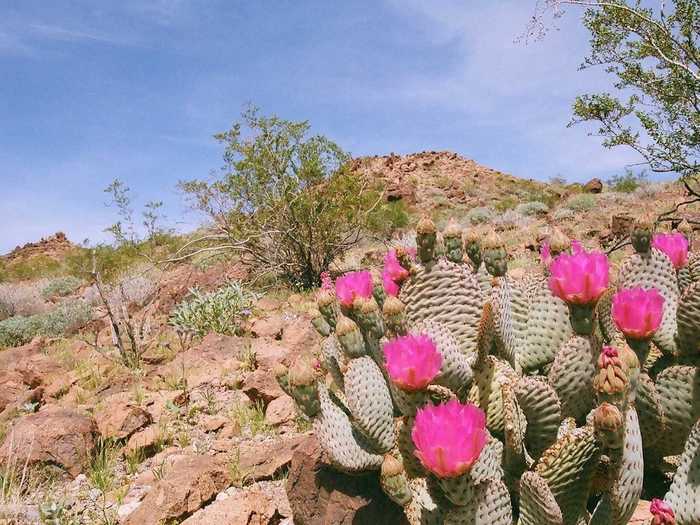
[0,0,642,253]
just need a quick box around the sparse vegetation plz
[229,400,271,436]
[0,300,91,348]
[514,201,549,217]
[564,193,597,212]
[466,207,494,225]
[169,281,258,338]
[607,169,648,194]
[41,276,83,299]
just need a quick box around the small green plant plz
[565,193,597,212]
[607,169,648,193]
[239,343,258,372]
[229,400,271,436]
[553,208,576,221]
[124,448,145,476]
[41,276,83,299]
[466,207,494,225]
[495,197,518,212]
[227,449,249,487]
[514,201,549,217]
[169,281,258,338]
[88,438,118,493]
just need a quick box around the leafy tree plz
[529,1,700,179]
[178,107,382,289]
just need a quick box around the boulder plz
[123,454,230,525]
[265,396,296,427]
[123,425,164,458]
[249,315,285,339]
[583,178,603,193]
[242,368,285,407]
[286,435,408,525]
[0,408,97,477]
[181,486,291,525]
[95,393,151,440]
[611,213,634,237]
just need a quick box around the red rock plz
[265,396,296,427]
[201,415,228,433]
[629,500,652,524]
[123,425,164,458]
[250,315,285,339]
[286,435,408,525]
[0,408,97,477]
[235,435,305,481]
[242,369,284,406]
[281,317,320,354]
[123,455,230,525]
[583,178,603,193]
[181,486,291,525]
[95,393,151,440]
[251,339,291,370]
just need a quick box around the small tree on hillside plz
[528,1,700,180]
[177,106,381,289]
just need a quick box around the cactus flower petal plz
[383,334,441,391]
[548,247,609,305]
[335,271,374,307]
[652,233,689,269]
[650,499,675,525]
[612,287,664,340]
[411,399,487,478]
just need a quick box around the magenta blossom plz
[384,250,410,283]
[650,499,675,525]
[548,247,609,305]
[612,287,664,340]
[382,270,400,297]
[571,240,584,255]
[652,233,689,269]
[412,400,487,478]
[335,271,374,307]
[383,334,442,391]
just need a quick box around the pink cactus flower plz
[548,247,610,305]
[384,250,410,283]
[599,346,620,368]
[382,270,400,297]
[650,499,675,525]
[571,239,584,255]
[383,334,442,391]
[612,287,664,340]
[540,242,553,267]
[335,271,374,307]
[411,399,487,478]
[652,233,689,269]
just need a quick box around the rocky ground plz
[1,151,692,524]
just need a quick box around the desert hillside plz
[0,151,691,525]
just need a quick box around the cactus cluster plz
[277,215,700,525]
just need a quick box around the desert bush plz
[514,201,549,217]
[565,193,597,212]
[41,276,83,299]
[0,256,62,282]
[493,210,534,231]
[367,200,410,236]
[169,281,259,338]
[0,280,48,320]
[607,169,648,193]
[0,300,92,348]
[178,107,385,289]
[552,208,576,221]
[466,207,495,225]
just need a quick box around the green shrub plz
[515,201,549,217]
[565,194,597,212]
[552,208,576,221]
[41,276,83,299]
[0,301,91,348]
[0,256,62,282]
[607,170,648,193]
[495,197,518,212]
[367,200,410,235]
[467,207,494,225]
[169,281,259,338]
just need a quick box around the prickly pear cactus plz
[278,217,700,525]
